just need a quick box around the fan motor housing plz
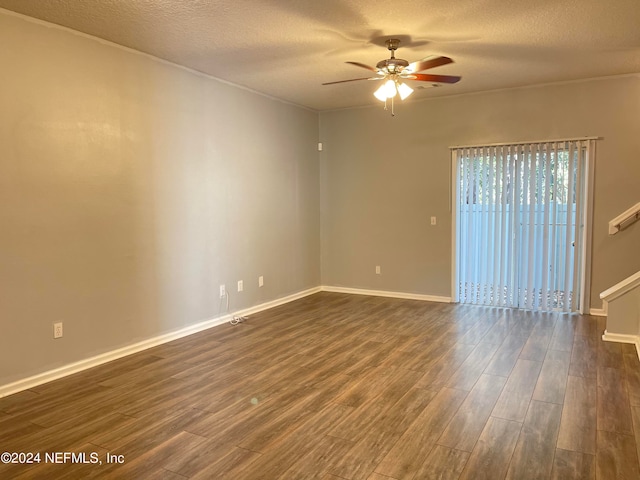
[376,58,409,73]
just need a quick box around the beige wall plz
[0,12,320,386]
[320,76,640,306]
[606,289,640,336]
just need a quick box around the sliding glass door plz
[452,139,594,313]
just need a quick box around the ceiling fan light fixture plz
[383,79,397,98]
[397,82,413,100]
[374,79,412,102]
[374,79,398,101]
[373,84,388,101]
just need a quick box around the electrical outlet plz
[375,265,381,275]
[53,322,63,339]
[431,216,437,225]
[237,280,243,292]
[258,275,264,287]
[220,284,226,298]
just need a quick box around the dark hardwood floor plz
[1,292,639,479]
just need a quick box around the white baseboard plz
[0,286,321,399]
[589,299,608,316]
[602,330,640,360]
[321,285,452,303]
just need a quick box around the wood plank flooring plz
[1,292,639,479]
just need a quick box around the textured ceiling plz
[1,0,639,111]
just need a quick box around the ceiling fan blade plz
[404,56,453,74]
[346,61,379,73]
[406,73,461,84]
[322,76,375,85]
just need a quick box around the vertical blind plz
[453,139,594,312]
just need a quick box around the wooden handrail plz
[609,202,640,235]
[600,271,640,302]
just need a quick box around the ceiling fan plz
[323,38,461,114]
